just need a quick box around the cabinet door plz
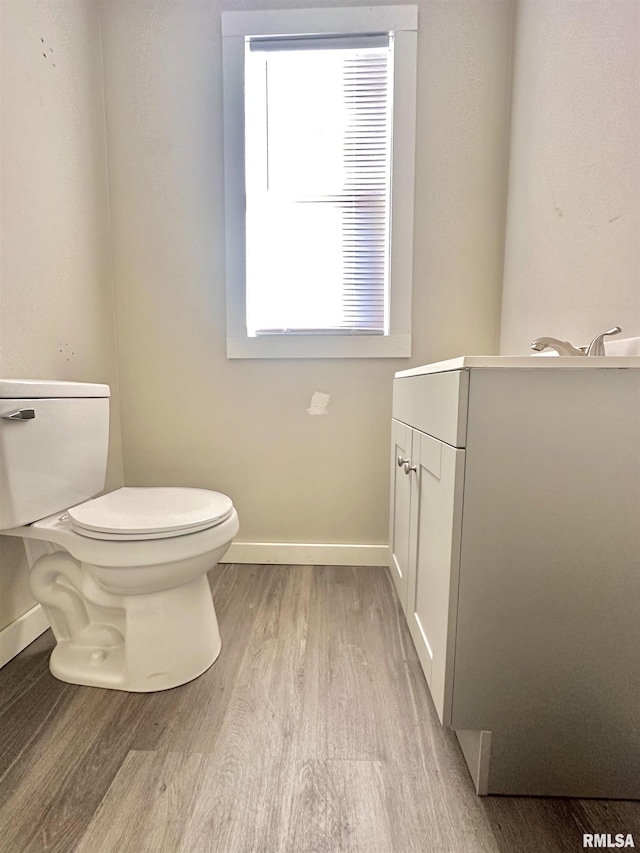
[389,419,413,614]
[407,430,465,725]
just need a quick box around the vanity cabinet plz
[389,358,640,799]
[390,417,464,726]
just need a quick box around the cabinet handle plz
[403,461,417,474]
[397,455,410,467]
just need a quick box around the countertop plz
[395,355,640,378]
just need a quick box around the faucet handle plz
[586,326,622,357]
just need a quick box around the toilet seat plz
[67,487,234,541]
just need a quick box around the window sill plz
[227,332,411,359]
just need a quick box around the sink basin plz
[604,335,640,356]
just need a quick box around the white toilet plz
[0,379,239,692]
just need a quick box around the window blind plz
[244,33,393,336]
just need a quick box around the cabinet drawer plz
[392,370,469,447]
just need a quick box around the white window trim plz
[222,5,418,359]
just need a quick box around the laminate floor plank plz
[379,665,500,853]
[188,563,310,754]
[0,686,176,853]
[0,686,123,852]
[0,631,76,800]
[480,796,588,853]
[74,751,206,853]
[177,565,311,852]
[298,566,418,763]
[0,564,637,853]
[298,567,500,853]
[0,667,73,792]
[286,759,392,853]
[0,631,55,713]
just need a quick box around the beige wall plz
[500,0,640,354]
[100,0,513,546]
[2,0,633,607]
[0,1,123,629]
[1,0,635,634]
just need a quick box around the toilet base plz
[49,638,221,692]
[43,572,222,692]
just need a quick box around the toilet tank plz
[0,380,110,530]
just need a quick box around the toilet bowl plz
[7,488,239,692]
[0,380,239,692]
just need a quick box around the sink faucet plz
[584,326,622,356]
[530,337,586,356]
[531,326,622,356]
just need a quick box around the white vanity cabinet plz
[390,371,467,726]
[389,357,640,799]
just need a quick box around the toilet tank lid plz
[0,379,110,398]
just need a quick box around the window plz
[245,35,392,337]
[222,6,418,358]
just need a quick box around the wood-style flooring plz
[0,564,638,852]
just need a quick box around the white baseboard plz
[0,604,50,669]
[222,541,389,567]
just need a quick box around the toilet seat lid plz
[67,487,234,538]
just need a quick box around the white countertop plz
[395,355,640,378]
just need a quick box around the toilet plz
[0,379,239,692]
